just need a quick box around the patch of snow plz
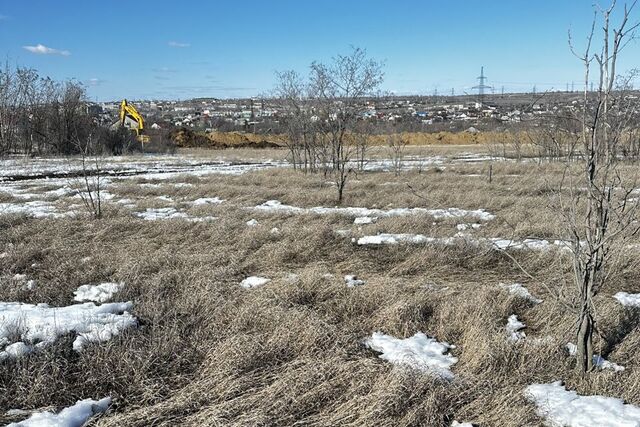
[0,200,69,219]
[270,227,280,234]
[357,233,457,246]
[7,397,111,427]
[364,332,457,379]
[613,292,640,308]
[354,216,376,225]
[156,195,174,202]
[73,282,122,303]
[565,343,625,372]
[456,223,481,231]
[500,283,542,304]
[135,207,215,222]
[0,301,136,359]
[451,422,473,427]
[246,218,259,227]
[526,381,640,426]
[490,238,571,252]
[506,314,526,342]
[240,276,270,289]
[344,275,365,287]
[254,200,495,221]
[191,197,224,206]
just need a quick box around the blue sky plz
[1,1,638,101]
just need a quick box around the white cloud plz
[23,44,71,56]
[168,41,190,48]
[86,78,104,86]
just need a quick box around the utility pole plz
[472,66,492,106]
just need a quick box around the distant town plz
[90,89,633,134]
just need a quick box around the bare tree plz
[387,133,407,176]
[562,0,640,374]
[72,134,104,219]
[309,47,384,202]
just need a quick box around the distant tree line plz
[0,63,137,156]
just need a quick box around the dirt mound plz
[170,128,283,149]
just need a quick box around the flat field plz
[1,146,639,426]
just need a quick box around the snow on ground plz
[135,207,215,222]
[489,238,571,252]
[246,219,259,227]
[240,276,271,289]
[0,301,136,359]
[254,200,495,221]
[0,155,286,182]
[506,315,526,342]
[456,223,481,231]
[191,197,224,206]
[451,422,473,427]
[73,282,122,303]
[526,381,640,426]
[7,397,111,427]
[565,343,625,372]
[344,275,365,287]
[500,283,542,304]
[357,233,457,246]
[355,233,568,254]
[0,200,71,219]
[613,292,640,308]
[364,332,458,379]
[354,216,376,225]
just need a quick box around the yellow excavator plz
[118,99,151,144]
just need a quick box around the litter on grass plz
[526,381,640,427]
[364,332,457,379]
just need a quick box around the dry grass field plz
[1,146,640,426]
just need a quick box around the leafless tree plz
[72,134,104,219]
[387,133,408,176]
[309,47,384,202]
[561,0,640,374]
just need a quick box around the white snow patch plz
[135,207,215,222]
[7,397,111,427]
[451,422,474,427]
[354,216,376,225]
[191,197,224,206]
[565,343,625,372]
[240,276,270,289]
[506,314,526,342]
[0,201,69,218]
[613,292,640,308]
[344,275,365,287]
[456,223,481,231]
[0,301,136,359]
[364,332,457,379]
[246,219,259,227]
[156,195,174,202]
[526,381,640,426]
[254,200,495,221]
[500,283,542,304]
[270,227,280,234]
[73,282,122,303]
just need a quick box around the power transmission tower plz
[472,66,492,106]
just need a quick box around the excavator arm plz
[119,100,150,143]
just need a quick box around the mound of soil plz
[169,127,283,149]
